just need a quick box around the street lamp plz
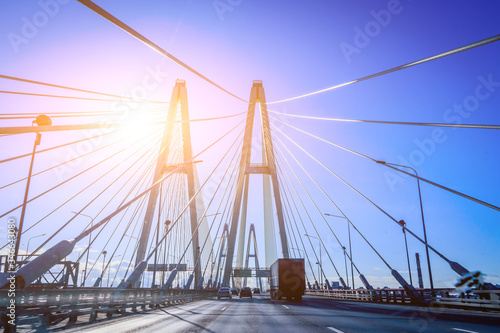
[305,234,322,290]
[315,261,321,289]
[193,213,220,279]
[376,161,434,293]
[210,260,215,278]
[81,270,86,287]
[342,246,349,289]
[108,255,121,287]
[199,213,221,220]
[167,254,178,261]
[71,211,94,287]
[325,213,354,289]
[291,247,304,258]
[101,250,107,287]
[124,234,138,240]
[160,220,171,284]
[14,115,52,267]
[398,220,413,286]
[208,236,224,287]
[26,233,46,255]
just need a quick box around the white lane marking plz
[282,305,289,309]
[451,329,479,333]
[327,327,345,333]
[221,307,227,311]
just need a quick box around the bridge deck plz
[14,294,500,333]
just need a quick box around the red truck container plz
[270,258,305,301]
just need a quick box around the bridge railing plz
[430,289,500,310]
[0,288,216,329]
[305,288,500,310]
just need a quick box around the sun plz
[115,106,167,146]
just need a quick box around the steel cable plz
[268,34,500,104]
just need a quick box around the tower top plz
[252,80,263,87]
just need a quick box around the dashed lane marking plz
[451,328,479,333]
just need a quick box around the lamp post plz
[167,254,178,262]
[108,255,121,287]
[342,246,349,289]
[305,234,322,289]
[210,261,215,289]
[210,236,224,287]
[315,261,321,289]
[71,211,94,287]
[124,234,138,284]
[376,161,433,293]
[325,213,354,290]
[153,185,163,289]
[185,259,191,288]
[14,115,52,267]
[101,250,107,287]
[161,220,171,285]
[291,247,304,258]
[200,213,221,219]
[26,233,46,255]
[398,220,413,286]
[193,213,221,279]
[81,270,85,287]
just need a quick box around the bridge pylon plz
[243,224,263,291]
[134,79,205,288]
[213,223,229,288]
[222,80,289,286]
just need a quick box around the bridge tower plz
[213,223,229,289]
[243,224,263,290]
[134,79,209,288]
[222,80,289,286]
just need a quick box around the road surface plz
[18,294,500,332]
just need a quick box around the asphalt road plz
[21,294,500,332]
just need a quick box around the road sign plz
[255,269,270,277]
[233,268,252,277]
[147,263,187,271]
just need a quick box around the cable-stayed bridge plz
[1,1,500,332]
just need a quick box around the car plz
[253,288,261,294]
[239,287,252,298]
[230,288,239,296]
[217,287,232,299]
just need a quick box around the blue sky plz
[1,0,500,289]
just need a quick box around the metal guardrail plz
[305,288,500,310]
[0,288,216,330]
